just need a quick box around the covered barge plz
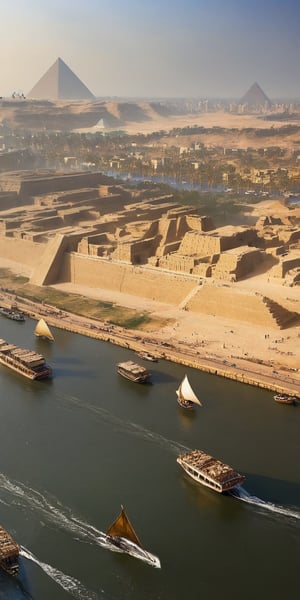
[0,338,52,380]
[177,449,245,493]
[117,360,151,383]
[0,525,19,576]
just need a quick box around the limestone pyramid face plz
[28,57,94,100]
[240,82,271,107]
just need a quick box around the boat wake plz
[0,473,94,543]
[20,546,100,600]
[0,473,159,571]
[56,392,189,455]
[230,485,300,522]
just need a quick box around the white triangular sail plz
[34,318,54,341]
[176,375,202,406]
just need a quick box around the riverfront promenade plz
[0,289,299,399]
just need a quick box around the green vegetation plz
[0,268,169,331]
[111,313,151,329]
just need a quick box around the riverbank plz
[0,283,299,399]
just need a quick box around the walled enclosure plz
[0,171,299,329]
[59,252,198,304]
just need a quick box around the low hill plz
[0,99,177,131]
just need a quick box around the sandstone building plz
[0,170,299,328]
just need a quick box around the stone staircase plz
[178,284,202,310]
[262,296,300,329]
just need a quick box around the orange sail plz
[106,506,142,548]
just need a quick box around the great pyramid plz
[240,82,272,107]
[28,57,94,100]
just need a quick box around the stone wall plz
[30,234,69,286]
[0,236,41,266]
[19,172,111,199]
[179,228,258,260]
[213,247,263,281]
[0,192,19,210]
[158,253,198,273]
[187,283,298,328]
[186,215,214,231]
[58,253,198,304]
[180,231,222,256]
[0,171,111,197]
[271,254,300,277]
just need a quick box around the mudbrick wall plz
[59,252,198,304]
[0,236,40,267]
[187,284,299,328]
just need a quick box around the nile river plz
[0,316,299,600]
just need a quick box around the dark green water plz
[0,317,299,600]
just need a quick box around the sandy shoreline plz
[0,263,299,398]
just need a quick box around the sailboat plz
[176,375,202,410]
[34,318,55,342]
[104,506,161,568]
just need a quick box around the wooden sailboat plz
[104,506,161,568]
[176,375,202,410]
[34,318,54,342]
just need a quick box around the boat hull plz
[103,535,161,568]
[177,451,246,493]
[0,525,19,576]
[136,352,158,362]
[117,369,150,383]
[117,361,151,383]
[177,397,194,410]
[274,394,296,405]
[0,355,52,380]
[0,559,19,576]
[0,307,25,322]
[35,334,54,342]
[0,339,52,380]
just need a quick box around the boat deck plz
[0,338,52,380]
[0,526,19,575]
[0,339,46,366]
[117,360,151,382]
[177,450,246,490]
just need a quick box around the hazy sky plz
[1,0,299,99]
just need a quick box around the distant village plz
[0,58,300,195]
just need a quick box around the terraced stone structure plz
[0,170,299,328]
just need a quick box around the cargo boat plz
[0,307,25,322]
[136,351,158,362]
[117,360,151,383]
[0,338,52,380]
[0,525,19,576]
[177,449,246,493]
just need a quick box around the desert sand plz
[107,110,300,150]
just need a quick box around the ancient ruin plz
[0,170,299,328]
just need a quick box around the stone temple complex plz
[0,170,299,328]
